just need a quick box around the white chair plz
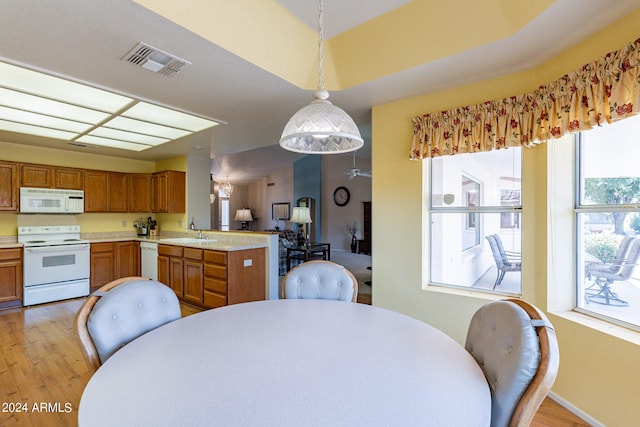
[282,260,358,302]
[465,299,559,427]
[75,276,181,370]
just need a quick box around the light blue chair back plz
[282,260,358,302]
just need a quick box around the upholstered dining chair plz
[282,260,358,302]
[465,299,559,427]
[75,276,181,370]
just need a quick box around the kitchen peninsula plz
[84,230,279,309]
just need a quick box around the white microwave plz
[20,187,85,214]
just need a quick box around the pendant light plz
[279,0,363,154]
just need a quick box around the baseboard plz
[548,392,604,427]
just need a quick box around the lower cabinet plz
[204,248,266,308]
[90,242,115,291]
[0,248,22,307]
[159,244,265,309]
[183,248,204,305]
[90,241,140,291]
[158,245,183,298]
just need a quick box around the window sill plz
[422,282,509,302]
[550,309,640,346]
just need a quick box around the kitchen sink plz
[159,237,217,244]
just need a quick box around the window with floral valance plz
[410,38,640,159]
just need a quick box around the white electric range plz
[18,225,90,305]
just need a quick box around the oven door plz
[23,243,90,286]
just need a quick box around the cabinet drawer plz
[204,277,227,293]
[204,264,227,280]
[203,290,226,308]
[204,250,227,265]
[183,248,203,261]
[0,248,21,261]
[91,242,115,253]
[158,245,183,257]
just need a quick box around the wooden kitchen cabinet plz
[0,248,22,307]
[85,170,129,213]
[0,161,19,211]
[116,241,140,278]
[108,172,128,212]
[203,248,265,308]
[203,250,228,308]
[158,245,183,298]
[128,173,152,213]
[84,170,108,212]
[183,248,204,305]
[90,242,115,291]
[21,163,53,188]
[152,170,186,213]
[90,241,140,291]
[55,167,84,189]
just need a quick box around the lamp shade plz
[280,90,363,154]
[289,206,312,224]
[234,208,253,222]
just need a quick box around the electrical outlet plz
[122,220,127,227]
[178,220,183,228]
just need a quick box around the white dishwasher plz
[140,242,158,281]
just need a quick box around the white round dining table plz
[79,299,491,426]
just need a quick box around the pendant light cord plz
[317,0,325,91]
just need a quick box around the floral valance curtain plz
[410,38,640,159]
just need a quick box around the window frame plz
[574,132,640,332]
[428,149,523,295]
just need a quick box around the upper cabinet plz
[0,162,19,211]
[108,172,128,212]
[84,170,108,212]
[3,160,186,214]
[20,163,53,188]
[128,173,152,213]
[55,167,84,189]
[152,170,185,213]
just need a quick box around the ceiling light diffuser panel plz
[0,61,221,151]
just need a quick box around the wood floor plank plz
[0,298,589,426]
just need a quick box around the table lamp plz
[289,206,312,245]
[234,208,253,230]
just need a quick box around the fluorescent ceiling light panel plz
[123,102,219,132]
[0,60,222,152]
[104,116,191,139]
[0,87,110,123]
[0,119,79,140]
[88,127,169,145]
[0,62,133,112]
[0,106,93,133]
[76,135,150,151]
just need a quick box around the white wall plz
[187,155,212,230]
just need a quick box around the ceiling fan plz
[345,152,372,179]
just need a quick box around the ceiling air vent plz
[122,42,191,76]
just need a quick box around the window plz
[576,115,640,330]
[430,148,522,294]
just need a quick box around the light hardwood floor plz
[0,298,590,427]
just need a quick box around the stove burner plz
[27,240,46,244]
[64,238,81,242]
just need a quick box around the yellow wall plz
[0,141,188,237]
[372,11,640,426]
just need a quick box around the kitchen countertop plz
[1,233,269,252]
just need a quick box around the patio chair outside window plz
[586,236,640,306]
[486,234,522,289]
